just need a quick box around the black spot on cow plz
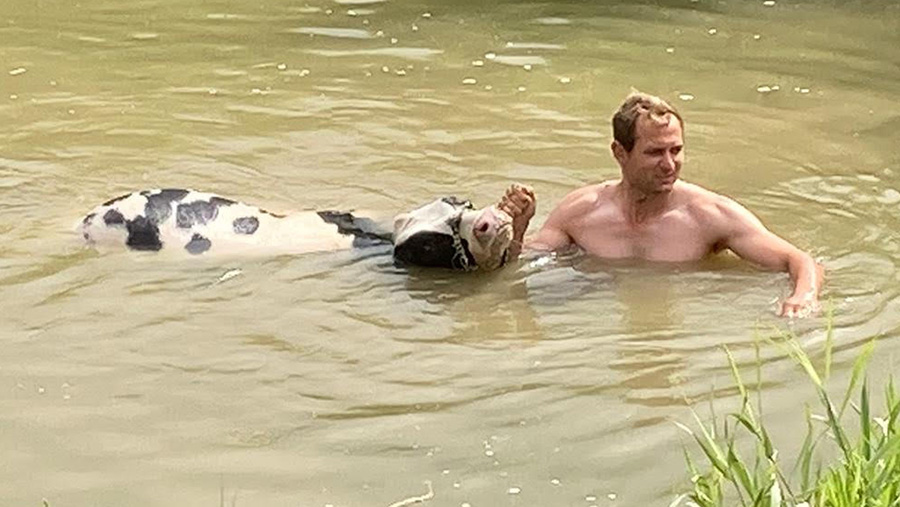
[260,208,286,218]
[210,196,237,207]
[317,211,393,247]
[140,188,187,198]
[233,216,259,235]
[184,233,212,255]
[102,193,132,207]
[125,216,162,251]
[103,209,125,226]
[176,200,220,228]
[82,212,96,226]
[143,189,189,225]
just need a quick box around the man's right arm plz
[525,188,594,252]
[528,212,573,252]
[499,184,579,257]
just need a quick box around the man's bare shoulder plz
[555,181,618,211]
[676,181,760,228]
[676,181,735,209]
[538,181,619,234]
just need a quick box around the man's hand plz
[779,263,824,318]
[498,184,536,260]
[779,292,820,318]
[498,184,536,237]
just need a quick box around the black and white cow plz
[79,188,515,271]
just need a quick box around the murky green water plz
[1,0,898,505]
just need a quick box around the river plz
[1,0,898,505]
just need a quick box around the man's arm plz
[497,184,536,260]
[527,186,606,253]
[528,204,576,252]
[715,198,824,317]
[499,184,585,259]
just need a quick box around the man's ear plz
[611,141,628,166]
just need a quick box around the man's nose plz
[661,152,676,172]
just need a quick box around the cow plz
[80,188,516,271]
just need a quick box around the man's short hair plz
[612,92,683,152]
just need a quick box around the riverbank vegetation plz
[674,320,900,507]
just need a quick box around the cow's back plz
[80,188,357,256]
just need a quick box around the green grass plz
[673,319,900,507]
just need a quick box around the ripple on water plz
[532,17,572,26]
[287,27,373,39]
[504,42,566,50]
[213,68,248,77]
[75,35,107,44]
[225,104,314,119]
[160,353,268,375]
[781,175,900,212]
[305,47,442,61]
[170,114,237,127]
[827,252,895,297]
[510,104,584,123]
[205,13,249,21]
[128,32,159,41]
[291,6,322,14]
[490,55,548,67]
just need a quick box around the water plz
[1,0,898,505]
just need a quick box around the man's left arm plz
[716,199,824,317]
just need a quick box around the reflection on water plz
[1,0,899,505]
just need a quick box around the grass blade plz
[838,340,875,416]
[861,378,871,461]
[823,304,834,381]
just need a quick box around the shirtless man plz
[500,92,823,317]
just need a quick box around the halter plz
[448,213,477,271]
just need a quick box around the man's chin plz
[657,179,677,192]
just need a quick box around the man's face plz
[614,114,684,195]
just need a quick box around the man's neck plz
[617,180,673,224]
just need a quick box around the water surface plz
[1,0,899,505]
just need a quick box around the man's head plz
[611,92,685,194]
[393,197,514,271]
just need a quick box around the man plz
[500,92,823,317]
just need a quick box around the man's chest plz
[571,210,718,261]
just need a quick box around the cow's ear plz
[393,212,411,235]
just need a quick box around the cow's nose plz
[474,211,496,240]
[475,217,492,236]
